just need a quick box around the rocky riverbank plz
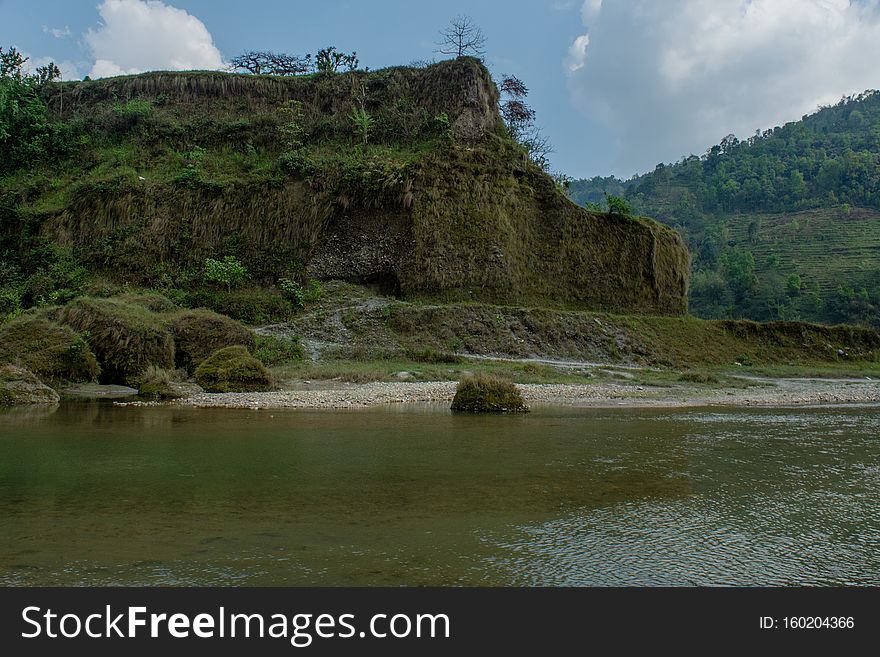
[114,377,880,410]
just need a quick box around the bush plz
[0,313,100,383]
[204,256,249,291]
[57,297,174,385]
[176,288,295,324]
[194,345,274,393]
[253,334,304,366]
[170,309,255,372]
[450,373,529,413]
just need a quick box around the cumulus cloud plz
[566,0,880,176]
[86,0,225,78]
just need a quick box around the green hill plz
[0,56,688,320]
[569,90,880,327]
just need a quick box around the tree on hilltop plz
[437,15,487,58]
[230,51,313,76]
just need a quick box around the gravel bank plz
[115,378,880,410]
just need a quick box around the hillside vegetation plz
[1,56,689,322]
[569,90,880,327]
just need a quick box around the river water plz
[1,401,878,586]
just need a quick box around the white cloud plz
[566,35,590,72]
[566,0,880,175]
[43,26,72,39]
[85,0,225,78]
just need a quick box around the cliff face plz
[10,58,689,315]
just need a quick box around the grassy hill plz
[569,90,880,327]
[0,57,688,320]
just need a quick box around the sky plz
[2,0,880,179]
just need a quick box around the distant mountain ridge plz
[569,89,880,327]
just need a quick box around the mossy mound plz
[170,309,255,372]
[57,297,174,385]
[451,373,529,413]
[0,364,61,405]
[0,314,100,383]
[113,292,178,313]
[194,345,273,393]
[138,366,202,399]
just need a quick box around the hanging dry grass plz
[57,298,174,385]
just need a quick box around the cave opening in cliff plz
[362,271,402,298]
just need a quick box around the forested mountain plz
[569,90,880,327]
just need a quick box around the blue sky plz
[3,0,880,178]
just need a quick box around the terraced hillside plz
[725,206,880,296]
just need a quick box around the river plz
[1,401,878,586]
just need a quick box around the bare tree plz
[231,51,313,76]
[437,15,487,58]
[266,52,313,76]
[231,51,270,75]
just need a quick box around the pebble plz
[110,379,880,410]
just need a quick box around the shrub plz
[57,297,174,385]
[279,277,305,308]
[177,288,295,324]
[450,373,529,413]
[194,345,274,392]
[170,309,255,372]
[253,334,304,366]
[204,256,249,291]
[0,313,100,383]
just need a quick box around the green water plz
[1,401,878,586]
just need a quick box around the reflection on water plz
[0,402,877,585]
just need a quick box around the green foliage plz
[278,278,322,309]
[0,289,23,322]
[604,193,633,216]
[204,255,249,291]
[194,345,274,392]
[0,46,74,172]
[451,373,529,413]
[278,100,306,150]
[350,107,374,146]
[315,47,359,73]
[0,313,100,383]
[278,277,305,308]
[170,308,255,372]
[252,333,304,366]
